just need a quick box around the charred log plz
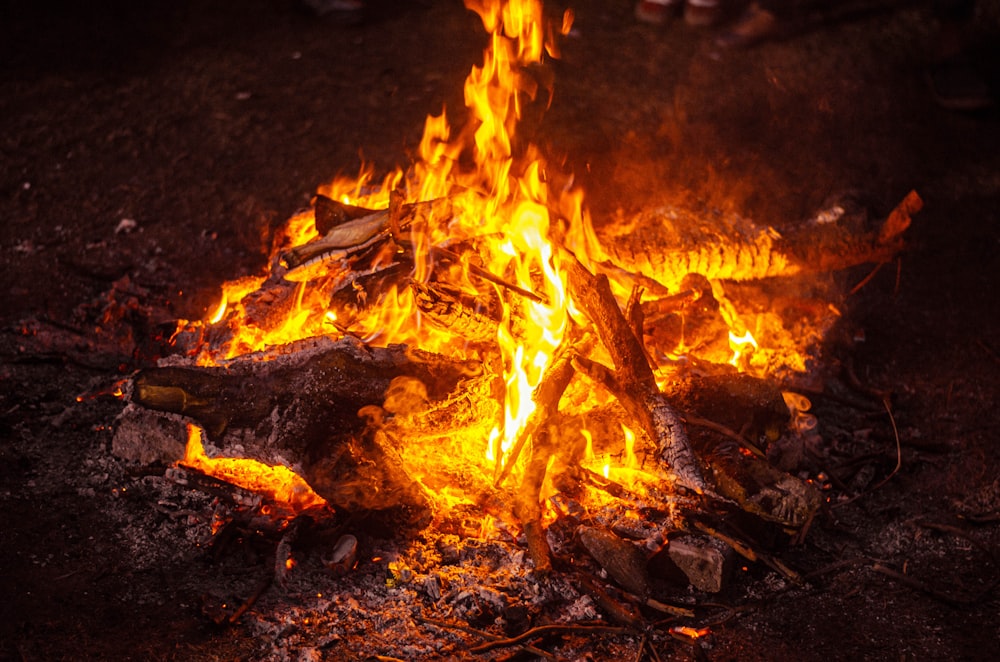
[116,336,482,528]
[328,262,414,327]
[412,280,503,344]
[313,194,380,236]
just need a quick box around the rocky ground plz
[2,0,998,660]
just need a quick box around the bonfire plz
[111,0,920,646]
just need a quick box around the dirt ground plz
[2,0,998,660]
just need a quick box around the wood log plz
[564,251,707,494]
[506,332,589,573]
[591,190,922,291]
[281,196,454,282]
[114,336,483,529]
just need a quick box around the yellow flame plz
[728,329,759,367]
[208,295,227,325]
[172,1,818,517]
[622,424,637,469]
[181,424,326,512]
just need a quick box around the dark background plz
[2,0,998,659]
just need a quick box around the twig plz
[417,617,555,660]
[467,623,631,654]
[684,415,764,458]
[576,574,644,627]
[834,398,902,510]
[646,634,665,662]
[644,598,695,618]
[580,466,639,500]
[868,397,901,491]
[692,520,803,585]
[431,245,547,304]
[842,357,892,402]
[633,632,648,662]
[693,602,751,628]
[962,512,1000,524]
[228,567,273,624]
[494,330,587,486]
[848,261,885,296]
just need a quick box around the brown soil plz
[2,1,998,660]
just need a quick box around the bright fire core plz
[176,0,797,516]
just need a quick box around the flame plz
[168,0,821,519]
[670,626,711,641]
[181,424,326,513]
[171,0,580,510]
[727,329,758,367]
[622,424,637,470]
[208,295,227,325]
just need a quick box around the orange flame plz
[170,1,818,517]
[181,424,326,513]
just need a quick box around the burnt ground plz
[1,0,999,660]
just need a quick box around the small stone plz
[115,218,138,234]
[667,535,733,593]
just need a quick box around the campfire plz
[109,0,922,654]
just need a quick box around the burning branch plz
[564,251,707,494]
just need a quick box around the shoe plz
[684,0,722,28]
[715,3,776,48]
[926,61,993,111]
[635,0,682,26]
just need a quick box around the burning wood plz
[589,190,922,292]
[116,336,486,528]
[107,0,920,636]
[564,252,706,494]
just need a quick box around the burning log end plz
[512,425,558,575]
[306,421,433,532]
[328,262,414,326]
[280,209,393,282]
[678,373,791,454]
[431,245,549,305]
[702,443,822,529]
[130,369,232,438]
[412,281,503,345]
[322,534,358,576]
